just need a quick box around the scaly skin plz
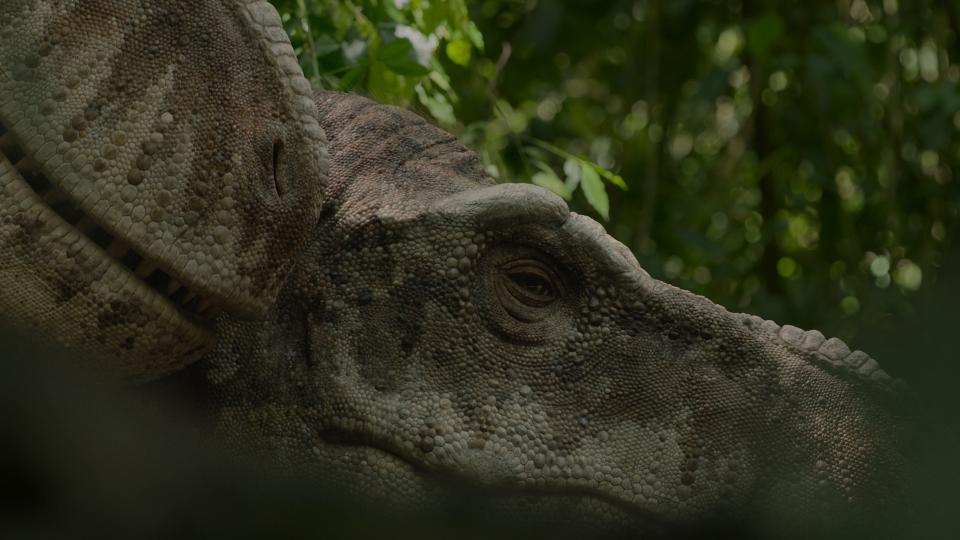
[1,3,911,533]
[0,0,327,379]
[207,92,912,531]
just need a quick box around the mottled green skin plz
[0,2,911,533]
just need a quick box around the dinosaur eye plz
[481,250,572,340]
[500,259,560,309]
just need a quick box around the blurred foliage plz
[271,0,960,352]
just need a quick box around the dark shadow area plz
[0,310,952,539]
[867,238,960,539]
[0,326,710,539]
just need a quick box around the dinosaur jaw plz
[0,124,218,379]
[309,429,655,531]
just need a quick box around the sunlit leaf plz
[531,162,572,200]
[563,158,581,192]
[524,138,626,191]
[368,61,416,104]
[415,84,456,125]
[446,39,472,66]
[596,167,627,190]
[445,0,470,31]
[580,161,609,221]
[465,22,485,51]
[379,38,430,77]
[428,67,453,93]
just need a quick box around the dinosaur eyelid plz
[501,259,560,308]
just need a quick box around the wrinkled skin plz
[1,2,911,533]
[207,92,912,531]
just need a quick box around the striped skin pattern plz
[0,0,327,378]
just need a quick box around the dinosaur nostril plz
[272,137,286,198]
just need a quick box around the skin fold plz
[0,1,913,534]
[0,0,327,378]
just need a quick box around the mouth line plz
[0,122,221,319]
[316,428,672,527]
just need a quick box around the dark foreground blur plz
[1,247,957,539]
[0,325,597,540]
[871,240,960,540]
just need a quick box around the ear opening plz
[0,0,327,379]
[272,136,286,198]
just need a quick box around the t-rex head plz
[0,0,326,378]
[209,92,912,532]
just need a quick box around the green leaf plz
[445,0,470,31]
[421,0,468,34]
[428,66,453,93]
[348,4,378,40]
[415,84,456,125]
[445,39,472,66]
[311,35,342,57]
[531,162,571,200]
[330,3,355,38]
[378,38,430,77]
[339,62,368,91]
[563,157,581,192]
[368,61,416,104]
[421,0,448,34]
[579,162,609,220]
[524,137,626,191]
[465,22,485,51]
[596,167,627,190]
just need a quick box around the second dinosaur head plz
[208,92,913,532]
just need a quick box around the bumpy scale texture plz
[0,0,328,378]
[206,92,913,531]
[0,2,914,531]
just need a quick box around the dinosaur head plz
[0,1,326,378]
[210,93,911,531]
